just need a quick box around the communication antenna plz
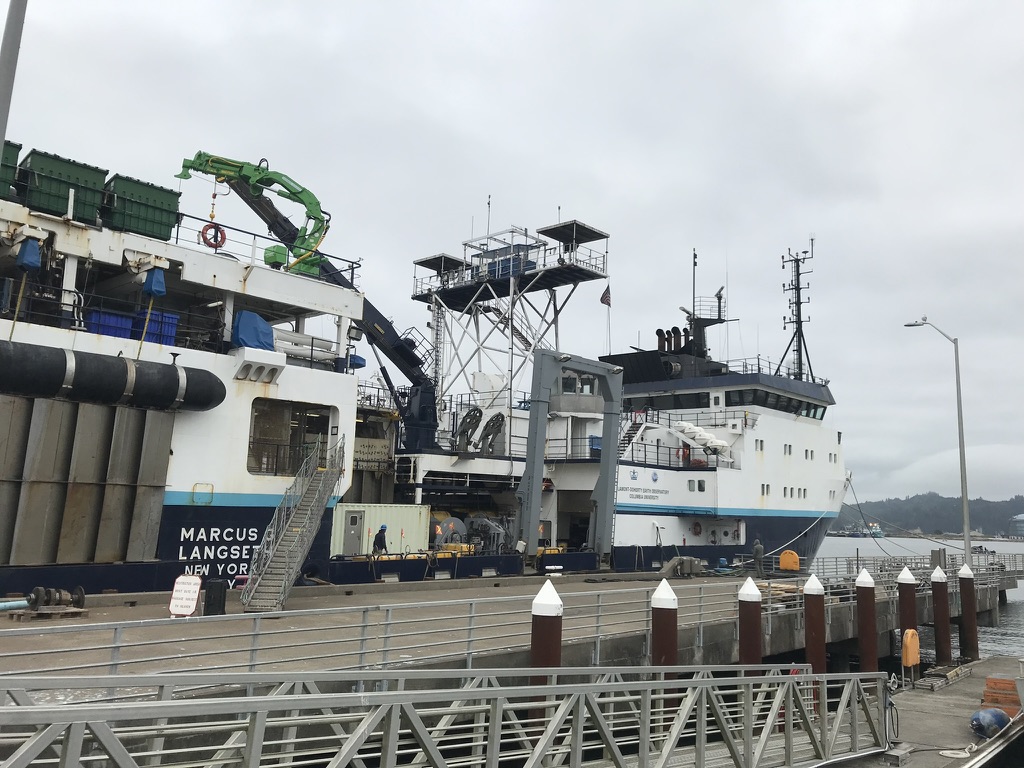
[774,237,815,381]
[486,194,491,235]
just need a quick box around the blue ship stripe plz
[615,504,838,519]
[164,491,343,507]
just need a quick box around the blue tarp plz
[231,310,275,350]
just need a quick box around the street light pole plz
[905,317,971,567]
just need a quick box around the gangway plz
[242,437,344,612]
[0,665,890,768]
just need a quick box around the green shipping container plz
[18,150,108,223]
[2,140,21,199]
[103,174,181,241]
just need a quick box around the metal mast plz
[774,239,815,381]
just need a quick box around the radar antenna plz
[774,238,815,381]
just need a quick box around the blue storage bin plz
[131,310,179,345]
[85,310,133,338]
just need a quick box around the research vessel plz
[0,142,847,601]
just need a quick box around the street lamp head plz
[904,316,928,327]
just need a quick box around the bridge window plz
[698,479,706,492]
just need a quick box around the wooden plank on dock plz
[7,607,90,622]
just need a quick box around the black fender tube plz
[0,341,225,412]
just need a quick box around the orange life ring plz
[201,223,227,249]
[692,522,702,536]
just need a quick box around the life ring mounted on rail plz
[691,521,702,536]
[201,223,227,249]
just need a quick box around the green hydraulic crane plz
[175,150,440,451]
[175,151,331,275]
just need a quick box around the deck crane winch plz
[175,151,439,451]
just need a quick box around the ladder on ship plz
[242,436,344,612]
[618,419,643,456]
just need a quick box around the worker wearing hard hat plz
[373,524,388,556]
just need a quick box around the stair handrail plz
[241,435,326,606]
[269,437,346,607]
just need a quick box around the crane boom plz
[175,151,439,451]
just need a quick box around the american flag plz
[600,285,611,307]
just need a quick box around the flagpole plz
[600,282,612,355]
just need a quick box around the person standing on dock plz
[752,539,765,578]
[373,525,388,556]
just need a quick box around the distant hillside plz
[838,493,1024,537]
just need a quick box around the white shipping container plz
[330,503,431,556]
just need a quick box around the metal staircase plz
[241,436,345,612]
[618,419,643,456]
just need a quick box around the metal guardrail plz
[0,666,889,768]
[0,584,736,677]
[3,559,1019,679]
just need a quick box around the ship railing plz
[247,439,318,476]
[1,281,228,354]
[241,436,326,606]
[623,407,756,431]
[173,213,362,288]
[0,666,888,768]
[412,238,607,296]
[719,355,831,387]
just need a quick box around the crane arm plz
[175,150,439,451]
[175,151,330,262]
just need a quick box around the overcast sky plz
[6,2,1022,503]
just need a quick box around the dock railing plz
[0,665,890,768]
[3,558,1019,678]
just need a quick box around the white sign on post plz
[168,574,202,617]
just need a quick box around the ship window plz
[675,392,709,409]
[688,479,695,491]
[248,398,332,476]
[784,487,788,498]
[787,398,802,414]
[766,484,770,495]
[805,449,809,459]
[698,480,706,492]
[653,395,675,409]
[726,390,742,407]
[713,395,720,406]
[561,375,578,393]
[777,396,789,411]
[765,392,778,409]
